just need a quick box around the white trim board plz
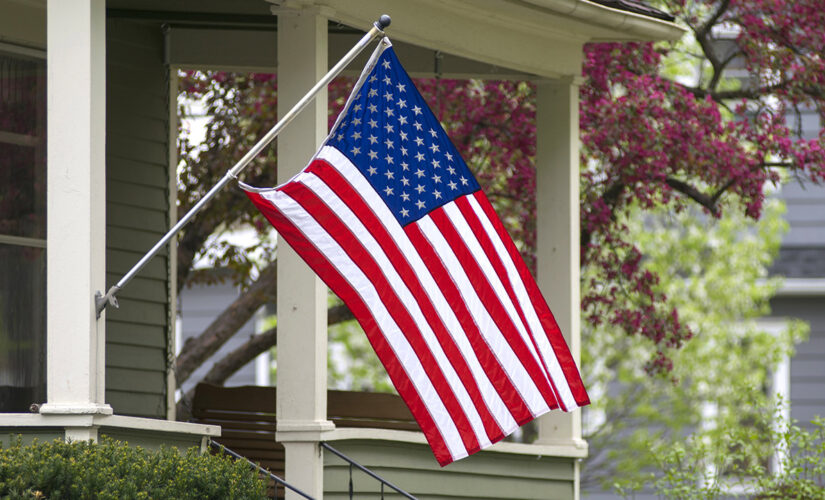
[776,278,825,296]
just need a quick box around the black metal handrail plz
[210,440,315,500]
[320,442,418,500]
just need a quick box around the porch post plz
[40,0,112,417]
[274,9,332,499]
[534,78,585,452]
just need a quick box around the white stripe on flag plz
[466,196,579,411]
[297,171,493,448]
[442,203,555,396]
[263,187,469,461]
[416,214,550,417]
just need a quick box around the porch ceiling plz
[104,0,684,78]
[275,0,685,78]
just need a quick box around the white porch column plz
[40,0,111,417]
[274,9,332,500]
[534,78,584,450]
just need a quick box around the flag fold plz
[242,38,589,466]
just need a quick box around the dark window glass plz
[0,54,46,240]
[0,244,46,411]
[0,51,46,412]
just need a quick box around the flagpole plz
[95,14,392,317]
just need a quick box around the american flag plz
[244,40,589,466]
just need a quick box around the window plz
[701,319,793,495]
[0,48,46,412]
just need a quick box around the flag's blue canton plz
[327,48,480,226]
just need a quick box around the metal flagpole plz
[95,14,392,318]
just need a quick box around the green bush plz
[623,415,825,499]
[0,437,267,499]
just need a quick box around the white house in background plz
[0,0,683,498]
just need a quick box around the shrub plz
[634,416,825,499]
[0,437,267,499]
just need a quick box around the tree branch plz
[696,0,732,41]
[581,182,625,249]
[687,79,825,102]
[176,220,216,291]
[710,177,737,205]
[707,48,744,91]
[665,177,726,216]
[176,303,355,419]
[175,263,278,385]
[689,0,732,93]
[581,175,741,249]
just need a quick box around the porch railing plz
[211,440,314,500]
[212,440,418,500]
[321,442,418,500]
[194,384,420,499]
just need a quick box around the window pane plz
[0,53,46,239]
[0,244,46,412]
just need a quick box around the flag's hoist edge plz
[242,38,589,466]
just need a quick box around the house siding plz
[775,181,825,248]
[324,440,575,500]
[105,19,170,419]
[772,297,825,431]
[770,170,825,432]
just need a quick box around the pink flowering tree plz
[173,0,825,415]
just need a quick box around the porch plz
[192,383,585,499]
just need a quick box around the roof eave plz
[521,0,686,42]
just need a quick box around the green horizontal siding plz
[0,430,63,447]
[107,250,167,279]
[106,41,167,79]
[107,204,169,233]
[99,428,202,451]
[0,428,201,451]
[106,344,166,372]
[107,367,167,393]
[324,440,575,500]
[106,390,167,419]
[107,133,169,166]
[105,18,170,420]
[103,275,167,302]
[105,322,167,349]
[107,179,168,208]
[106,115,167,143]
[106,298,167,326]
[107,158,168,186]
[108,98,171,126]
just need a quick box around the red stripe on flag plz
[428,208,560,411]
[403,222,536,426]
[473,192,590,406]
[453,198,568,411]
[244,189,455,465]
[279,180,482,455]
[454,197,528,335]
[306,160,506,443]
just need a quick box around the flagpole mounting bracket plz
[95,287,120,318]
